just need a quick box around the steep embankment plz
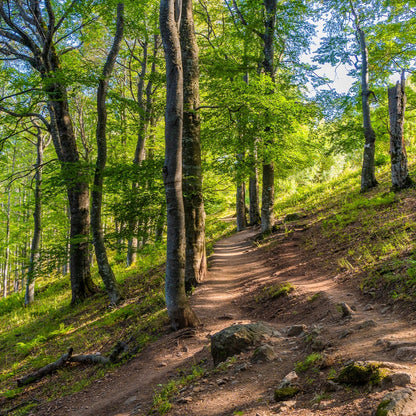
[34,220,416,416]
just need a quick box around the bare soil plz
[34,224,416,416]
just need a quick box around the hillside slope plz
[33,214,416,416]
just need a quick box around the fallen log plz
[16,341,129,387]
[17,347,73,387]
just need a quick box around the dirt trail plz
[36,227,416,416]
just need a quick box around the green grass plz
[0,206,235,415]
[152,364,206,415]
[274,153,416,304]
[294,353,323,373]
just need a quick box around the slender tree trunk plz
[352,16,378,191]
[3,147,16,298]
[180,0,206,291]
[160,0,199,330]
[261,0,277,233]
[25,129,44,305]
[91,3,124,306]
[236,181,247,231]
[249,148,260,225]
[388,74,412,191]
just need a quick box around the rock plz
[338,302,354,318]
[287,325,306,337]
[376,388,416,415]
[211,322,280,365]
[395,347,416,361]
[279,371,299,388]
[176,396,193,404]
[356,319,378,330]
[311,336,329,351]
[338,329,352,339]
[123,396,138,405]
[216,378,227,386]
[274,386,300,401]
[381,306,391,314]
[252,344,277,363]
[234,362,249,373]
[364,304,374,311]
[335,362,385,386]
[382,372,412,388]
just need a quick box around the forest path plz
[37,226,416,416]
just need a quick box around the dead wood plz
[16,341,128,387]
[17,347,73,387]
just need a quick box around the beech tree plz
[159,0,199,329]
[91,3,124,306]
[0,0,97,304]
[180,0,206,291]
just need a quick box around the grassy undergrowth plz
[0,212,234,415]
[274,155,416,304]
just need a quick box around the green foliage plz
[152,365,206,415]
[256,282,294,302]
[295,353,323,373]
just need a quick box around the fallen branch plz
[17,347,73,387]
[16,342,129,387]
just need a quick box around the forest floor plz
[34,221,416,416]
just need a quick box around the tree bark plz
[25,127,45,305]
[261,0,277,233]
[249,149,260,226]
[180,0,207,291]
[160,0,199,330]
[3,148,15,298]
[91,3,124,306]
[236,182,247,231]
[351,13,378,192]
[388,75,412,191]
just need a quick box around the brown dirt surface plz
[33,225,416,416]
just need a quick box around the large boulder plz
[211,322,280,366]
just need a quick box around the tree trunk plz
[236,181,247,231]
[91,3,124,306]
[388,75,412,191]
[260,0,277,233]
[160,0,199,330]
[25,129,44,305]
[180,0,207,291]
[249,149,260,226]
[356,26,378,191]
[47,83,96,304]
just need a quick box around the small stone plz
[234,363,248,373]
[287,325,306,337]
[274,386,300,401]
[356,320,378,330]
[217,379,226,386]
[177,396,193,404]
[338,302,354,318]
[395,347,416,362]
[381,306,391,314]
[252,344,277,363]
[339,329,352,339]
[364,304,374,311]
[383,373,412,387]
[279,371,298,388]
[158,362,168,367]
[123,396,138,405]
